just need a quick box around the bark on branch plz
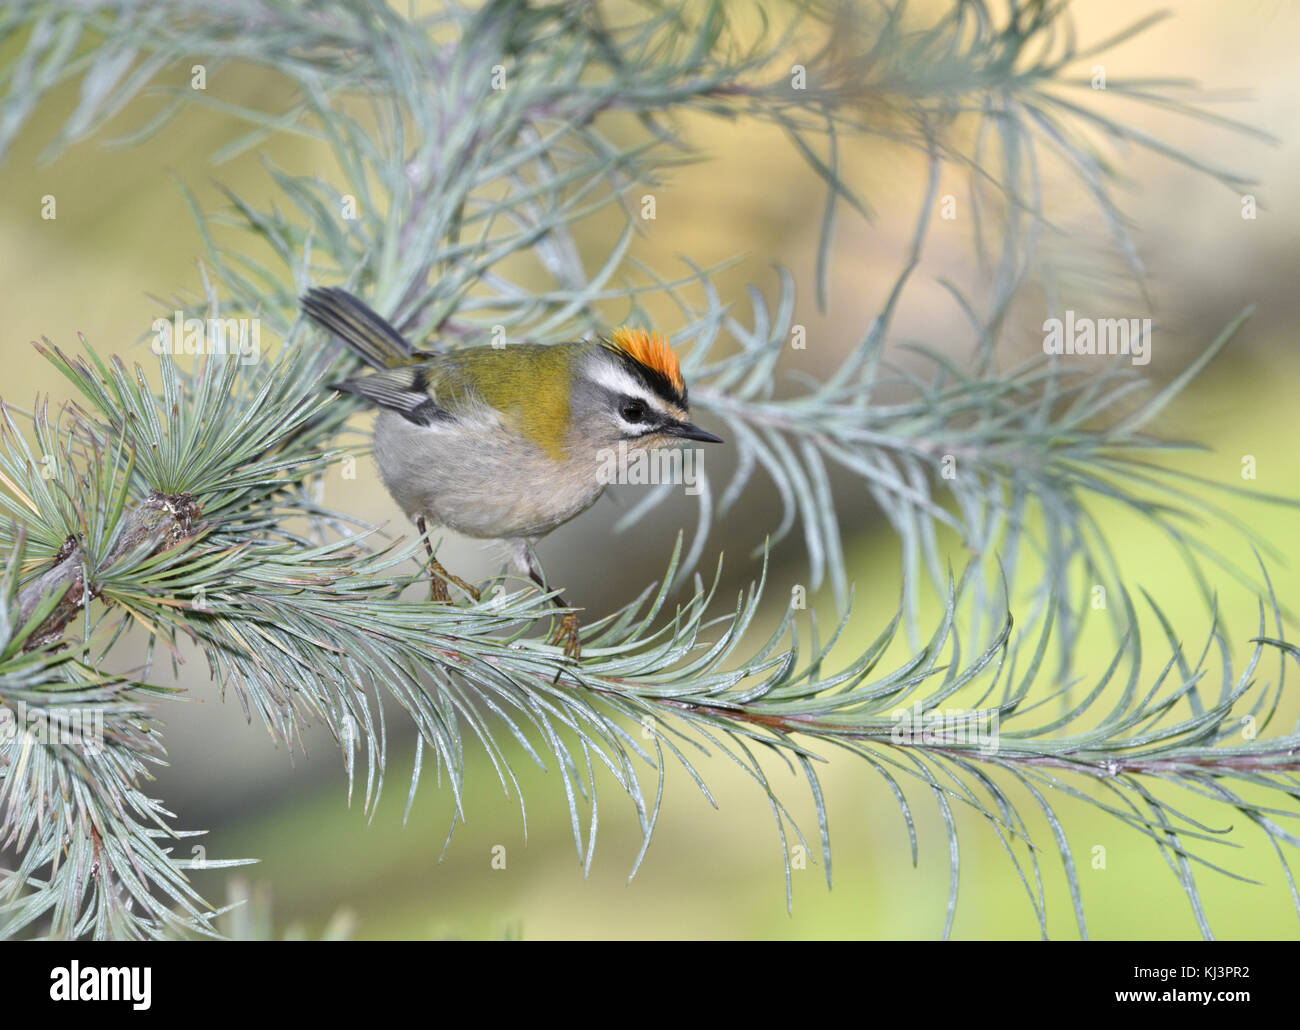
[16,490,201,651]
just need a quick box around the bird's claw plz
[549,612,582,662]
[426,558,480,604]
[448,573,481,602]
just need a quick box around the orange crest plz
[610,326,684,395]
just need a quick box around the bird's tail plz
[300,287,416,369]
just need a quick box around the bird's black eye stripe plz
[620,398,648,423]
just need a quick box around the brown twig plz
[16,490,202,652]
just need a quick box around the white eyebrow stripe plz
[588,359,669,411]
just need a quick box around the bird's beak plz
[667,420,724,444]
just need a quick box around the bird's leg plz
[518,541,581,666]
[416,516,480,603]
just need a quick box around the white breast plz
[371,410,606,539]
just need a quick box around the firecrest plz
[301,287,723,660]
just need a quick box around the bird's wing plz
[331,365,452,428]
[301,287,417,369]
[301,287,461,427]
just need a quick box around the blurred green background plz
[2,1,1299,938]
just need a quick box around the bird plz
[300,286,723,661]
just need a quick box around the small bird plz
[300,287,723,660]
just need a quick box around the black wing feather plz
[303,287,451,426]
[329,368,452,427]
[301,287,415,369]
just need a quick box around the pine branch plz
[0,0,1294,940]
[16,491,202,652]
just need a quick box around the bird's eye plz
[620,399,647,423]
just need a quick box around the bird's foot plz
[427,557,480,604]
[549,612,582,662]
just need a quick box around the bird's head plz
[571,327,723,453]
